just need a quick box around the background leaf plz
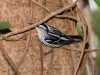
[0,21,11,29]
[94,0,100,10]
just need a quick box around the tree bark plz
[0,0,80,75]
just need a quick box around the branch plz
[17,31,31,69]
[88,55,95,75]
[63,47,100,53]
[74,6,88,75]
[31,0,50,13]
[40,43,43,75]
[0,40,21,75]
[85,48,100,52]
[0,0,79,40]
[55,15,84,28]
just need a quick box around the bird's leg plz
[43,48,54,56]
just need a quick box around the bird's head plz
[28,22,50,32]
[36,23,50,32]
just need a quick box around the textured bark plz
[0,0,79,75]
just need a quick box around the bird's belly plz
[39,36,61,48]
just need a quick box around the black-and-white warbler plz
[34,23,83,48]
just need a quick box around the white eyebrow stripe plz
[40,25,46,29]
[44,23,51,31]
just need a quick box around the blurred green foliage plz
[92,10,100,75]
[0,21,11,30]
[92,10,100,39]
[77,10,100,75]
[94,0,100,10]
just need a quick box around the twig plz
[17,30,31,69]
[17,0,32,69]
[55,15,84,27]
[40,43,43,75]
[88,55,95,75]
[63,47,100,53]
[3,34,25,41]
[77,52,88,75]
[0,0,79,41]
[85,48,100,52]
[31,0,50,13]
[74,6,88,75]
[0,40,21,75]
[49,48,54,75]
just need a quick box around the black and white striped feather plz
[36,23,83,48]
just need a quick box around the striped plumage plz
[36,23,83,48]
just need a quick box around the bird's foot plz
[43,48,54,56]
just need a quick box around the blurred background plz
[90,0,100,75]
[76,0,100,75]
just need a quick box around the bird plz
[35,23,83,48]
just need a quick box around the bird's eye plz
[37,25,39,27]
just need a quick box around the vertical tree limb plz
[0,40,21,75]
[78,0,96,75]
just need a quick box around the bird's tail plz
[69,35,83,42]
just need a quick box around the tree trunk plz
[0,0,81,75]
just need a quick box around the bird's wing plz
[45,34,60,44]
[45,26,70,44]
[49,26,63,36]
[45,26,62,44]
[45,33,72,45]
